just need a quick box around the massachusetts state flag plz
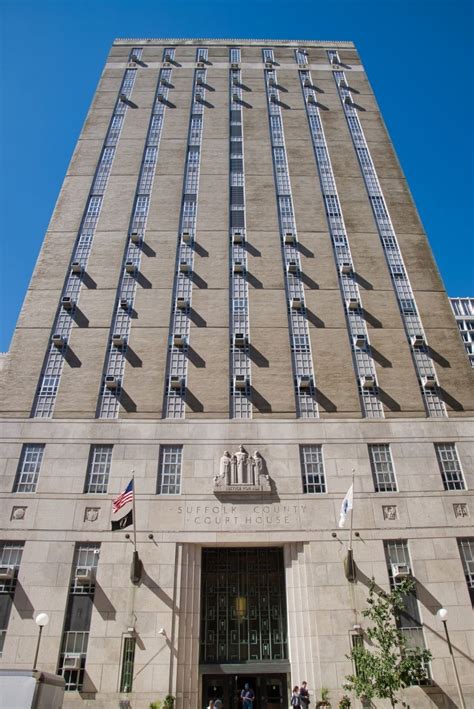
[338,484,353,528]
[111,479,134,531]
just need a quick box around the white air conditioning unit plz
[197,77,204,86]
[411,335,425,348]
[422,375,436,390]
[233,261,244,273]
[119,93,128,102]
[125,261,136,274]
[127,62,137,69]
[179,260,191,273]
[284,231,295,244]
[391,563,411,579]
[112,334,126,347]
[130,54,139,63]
[234,375,248,390]
[173,333,186,347]
[344,95,353,106]
[298,375,312,389]
[130,230,141,244]
[0,566,14,581]
[361,375,375,389]
[162,61,171,68]
[181,230,191,243]
[354,334,367,348]
[232,231,244,244]
[269,78,276,87]
[176,297,188,310]
[63,654,82,670]
[164,54,172,63]
[303,78,312,88]
[232,92,240,102]
[330,55,339,65]
[61,296,74,310]
[287,261,298,273]
[234,333,246,348]
[232,76,240,86]
[291,298,302,310]
[339,77,349,89]
[71,261,82,274]
[170,376,184,390]
[105,375,118,390]
[347,298,360,310]
[157,94,166,103]
[75,567,94,584]
[340,262,352,274]
[120,298,130,310]
[52,334,65,348]
[307,94,316,104]
[270,94,278,103]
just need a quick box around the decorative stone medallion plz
[382,505,398,521]
[453,503,469,518]
[11,506,27,521]
[214,446,272,494]
[84,507,100,522]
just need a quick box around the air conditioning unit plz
[307,94,316,104]
[231,63,240,69]
[75,567,94,584]
[120,298,130,310]
[361,375,375,389]
[197,77,204,86]
[391,563,411,579]
[71,261,83,274]
[176,297,188,310]
[105,375,118,390]
[422,375,436,390]
[354,334,367,348]
[127,62,137,69]
[0,566,14,581]
[344,95,353,106]
[232,76,240,86]
[347,298,360,310]
[164,54,172,63]
[287,261,298,274]
[112,334,126,347]
[160,77,169,86]
[157,94,166,103]
[411,335,425,348]
[181,230,191,243]
[232,231,244,244]
[291,298,302,310]
[52,334,65,348]
[234,333,246,348]
[232,92,240,102]
[119,93,128,102]
[63,654,82,671]
[298,375,312,389]
[162,62,171,68]
[234,375,248,390]
[269,78,276,87]
[340,262,352,274]
[61,296,74,310]
[125,261,136,274]
[265,62,273,69]
[130,230,141,244]
[197,61,205,68]
[303,78,312,88]
[338,77,349,89]
[179,260,190,273]
[173,333,186,347]
[330,55,339,65]
[170,376,184,390]
[130,53,139,63]
[270,94,278,103]
[298,63,307,69]
[233,261,244,273]
[284,231,295,244]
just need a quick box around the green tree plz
[344,579,432,707]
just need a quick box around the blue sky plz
[0,0,473,352]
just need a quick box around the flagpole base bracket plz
[344,549,356,583]
[131,551,142,585]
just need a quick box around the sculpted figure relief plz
[215,446,271,492]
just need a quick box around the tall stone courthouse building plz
[0,38,473,709]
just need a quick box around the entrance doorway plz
[202,673,288,709]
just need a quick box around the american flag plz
[112,479,134,514]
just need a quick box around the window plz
[157,445,183,494]
[300,445,326,494]
[435,444,465,491]
[120,637,136,692]
[84,445,113,494]
[197,47,208,62]
[0,542,24,656]
[13,444,44,493]
[369,444,397,493]
[457,539,474,605]
[230,48,241,63]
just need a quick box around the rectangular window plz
[230,48,241,63]
[0,542,24,656]
[120,636,136,692]
[13,444,44,493]
[197,47,208,62]
[157,445,183,495]
[435,444,465,491]
[369,444,397,493]
[300,445,326,494]
[84,445,113,494]
[457,538,474,605]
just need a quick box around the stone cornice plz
[113,37,355,47]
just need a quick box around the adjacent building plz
[0,38,473,709]
[450,297,474,367]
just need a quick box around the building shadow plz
[141,241,156,257]
[119,388,137,412]
[248,343,269,367]
[184,388,204,412]
[186,346,205,368]
[64,346,81,368]
[190,272,208,289]
[368,346,392,368]
[94,583,116,621]
[189,308,207,327]
[13,581,34,619]
[135,272,152,289]
[315,389,337,412]
[124,346,142,368]
[71,308,89,327]
[438,388,464,411]
[377,388,401,412]
[249,386,272,412]
[427,346,450,368]
[305,309,325,328]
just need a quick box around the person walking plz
[240,683,255,708]
[214,699,223,709]
[299,681,310,707]
[291,685,300,706]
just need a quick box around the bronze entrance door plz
[202,673,288,709]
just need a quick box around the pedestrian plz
[299,681,310,707]
[291,685,300,706]
[206,701,215,709]
[240,683,255,708]
[214,698,223,709]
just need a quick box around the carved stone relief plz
[214,447,271,493]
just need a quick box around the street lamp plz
[437,608,466,709]
[33,613,49,671]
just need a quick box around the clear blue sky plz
[0,0,473,352]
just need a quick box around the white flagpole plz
[348,467,355,551]
[131,471,137,554]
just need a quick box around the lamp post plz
[33,612,49,671]
[437,608,466,709]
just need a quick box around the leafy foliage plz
[344,579,432,707]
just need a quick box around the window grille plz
[230,48,241,63]
[435,444,465,491]
[13,444,44,493]
[84,445,112,494]
[0,542,24,656]
[457,538,474,605]
[300,445,326,494]
[369,444,397,492]
[120,637,136,692]
[157,446,183,495]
